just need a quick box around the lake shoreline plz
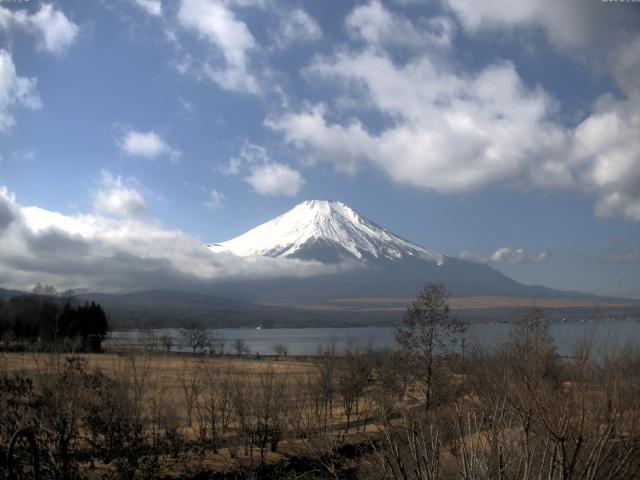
[105,317,640,357]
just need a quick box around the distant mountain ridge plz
[0,287,398,328]
[1,286,635,330]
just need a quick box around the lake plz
[107,318,640,356]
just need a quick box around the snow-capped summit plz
[207,200,444,265]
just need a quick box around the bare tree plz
[337,347,371,434]
[209,332,226,356]
[314,341,338,430]
[395,282,464,413]
[178,359,201,428]
[272,343,287,360]
[180,321,210,354]
[160,334,172,355]
[459,308,640,480]
[287,376,313,438]
[376,412,441,480]
[195,360,235,453]
[123,353,153,424]
[141,328,160,354]
[231,376,255,462]
[233,338,247,356]
[217,361,234,433]
[253,367,289,461]
[195,362,218,452]
[372,348,408,422]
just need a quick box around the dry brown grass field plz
[1,351,316,384]
[1,349,399,478]
[2,295,640,479]
[1,353,328,477]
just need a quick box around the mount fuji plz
[64,200,622,328]
[207,200,443,265]
[205,200,578,304]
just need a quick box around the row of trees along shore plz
[1,283,639,478]
[0,284,108,352]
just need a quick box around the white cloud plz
[346,1,454,48]
[612,35,640,100]
[119,130,182,161]
[237,141,269,163]
[570,34,640,223]
[272,9,322,49]
[92,171,147,218]
[459,247,548,265]
[178,0,258,93]
[0,49,41,133]
[269,16,640,222]
[28,4,79,54]
[1,4,79,54]
[0,185,347,291]
[439,0,634,50]
[134,0,163,16]
[574,96,640,222]
[223,142,305,197]
[244,162,304,197]
[204,188,224,209]
[271,51,568,193]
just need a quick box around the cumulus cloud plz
[570,35,640,222]
[271,9,322,49]
[270,51,568,192]
[0,49,41,133]
[575,96,640,222]
[244,163,304,197]
[119,130,182,161]
[459,247,548,265]
[178,0,259,93]
[92,171,147,218]
[134,0,163,17]
[0,4,79,54]
[266,1,640,223]
[346,1,454,48]
[439,0,637,50]
[27,4,79,54]
[224,142,305,197]
[0,185,350,292]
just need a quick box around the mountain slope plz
[76,290,381,328]
[207,200,444,265]
[205,200,600,303]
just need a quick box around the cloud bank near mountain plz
[0,186,352,292]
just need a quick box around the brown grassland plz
[2,286,640,479]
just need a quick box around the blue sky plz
[0,0,639,297]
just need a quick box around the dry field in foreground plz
[3,305,640,480]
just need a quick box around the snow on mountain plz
[206,200,444,265]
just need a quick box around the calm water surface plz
[108,318,640,356]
